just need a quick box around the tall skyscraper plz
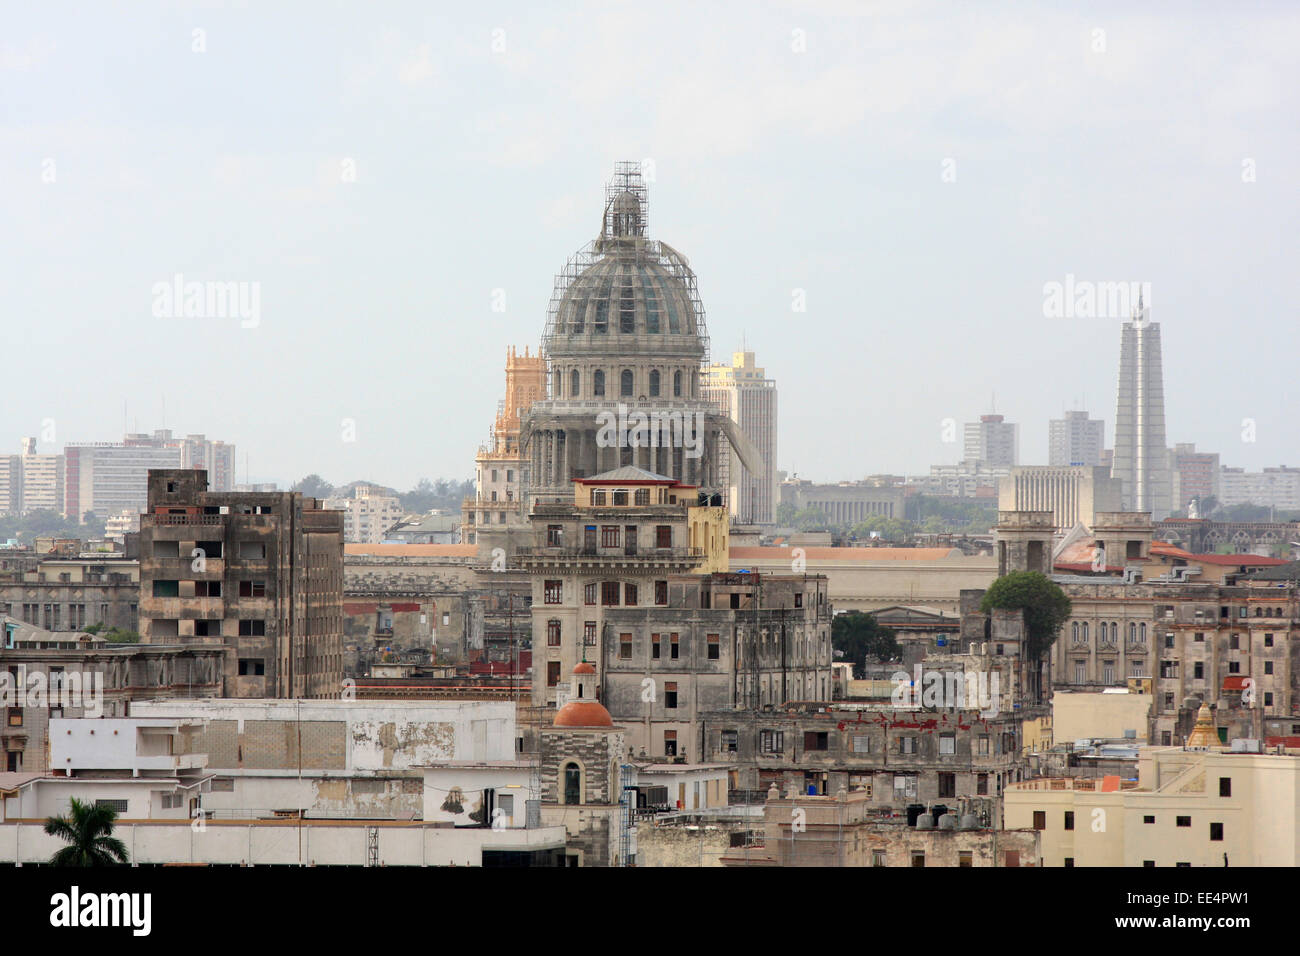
[18,437,64,515]
[1111,296,1172,519]
[963,414,1018,467]
[1048,410,1104,467]
[702,350,778,525]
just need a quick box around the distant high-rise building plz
[0,454,21,515]
[963,414,1018,467]
[1218,466,1300,510]
[1111,298,1172,519]
[177,435,237,492]
[323,484,406,544]
[1048,410,1104,467]
[19,438,64,515]
[1170,443,1220,512]
[64,431,182,520]
[998,465,1122,531]
[702,350,778,525]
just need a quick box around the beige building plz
[18,438,63,515]
[323,484,405,544]
[702,350,778,525]
[1006,745,1300,866]
[998,465,1122,532]
[1053,689,1153,744]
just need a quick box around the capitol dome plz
[542,163,710,385]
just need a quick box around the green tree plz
[832,611,900,676]
[979,571,1072,661]
[44,797,130,866]
[102,628,141,644]
[291,474,334,499]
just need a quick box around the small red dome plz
[573,662,596,675]
[554,700,614,728]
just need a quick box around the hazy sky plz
[2,1,1297,490]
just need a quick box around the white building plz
[1219,466,1300,510]
[702,350,778,525]
[1049,410,1105,467]
[323,485,407,544]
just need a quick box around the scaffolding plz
[541,163,711,367]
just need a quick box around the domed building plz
[521,162,758,507]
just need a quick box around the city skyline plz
[2,2,1297,489]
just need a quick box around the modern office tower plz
[463,346,546,545]
[521,162,758,509]
[963,414,1018,467]
[1170,443,1220,511]
[1111,296,1172,519]
[18,438,64,515]
[997,465,1123,531]
[138,469,344,698]
[702,350,778,525]
[1048,410,1105,467]
[64,431,182,520]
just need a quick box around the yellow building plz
[1006,746,1300,866]
[1053,689,1152,744]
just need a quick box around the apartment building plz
[138,469,344,698]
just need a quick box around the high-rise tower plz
[702,350,778,525]
[1111,294,1172,519]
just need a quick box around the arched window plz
[649,369,660,397]
[1139,623,1146,640]
[563,763,581,805]
[593,370,605,397]
[673,370,682,397]
[620,369,634,397]
[1082,622,1089,640]
[1129,622,1137,641]
[570,369,580,397]
[1072,622,1079,641]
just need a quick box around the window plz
[544,580,562,604]
[673,370,682,397]
[707,633,720,660]
[871,850,887,867]
[584,583,597,606]
[721,730,737,753]
[7,707,21,727]
[978,735,990,755]
[563,763,581,805]
[620,369,633,396]
[911,852,925,868]
[601,526,620,548]
[1005,851,1020,867]
[193,620,218,636]
[759,730,783,753]
[238,580,267,598]
[1032,811,1046,830]
[664,731,677,757]
[1064,858,1075,868]
[195,540,222,558]
[583,621,597,646]
[152,580,179,597]
[1265,692,1274,706]
[593,370,605,396]
[976,773,988,795]
[237,658,265,676]
[651,633,662,659]
[665,682,678,709]
[1210,822,1224,841]
[238,541,265,560]
[95,799,129,814]
[153,540,180,558]
[1265,661,1274,675]
[804,732,828,751]
[938,773,955,798]
[938,733,955,755]
[1230,634,1239,650]
[1143,815,1155,824]
[655,580,668,606]
[613,492,628,506]
[591,491,606,506]
[547,662,562,687]
[1265,633,1274,647]
[546,525,563,547]
[619,634,632,659]
[624,583,637,606]
[601,582,620,606]
[1193,661,1203,679]
[547,620,561,647]
[794,592,802,608]
[194,580,221,598]
[1219,777,1231,797]
[670,633,679,659]
[238,620,266,636]
[899,736,916,754]
[1176,816,1191,827]
[656,525,672,549]
[852,735,870,754]
[1064,811,1074,831]
[1143,860,1155,868]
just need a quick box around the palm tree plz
[44,797,130,866]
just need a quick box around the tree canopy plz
[979,571,1072,659]
[44,797,130,866]
[832,611,900,676]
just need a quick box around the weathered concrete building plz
[0,551,140,634]
[138,469,344,699]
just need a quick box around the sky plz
[1,0,1297,490]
